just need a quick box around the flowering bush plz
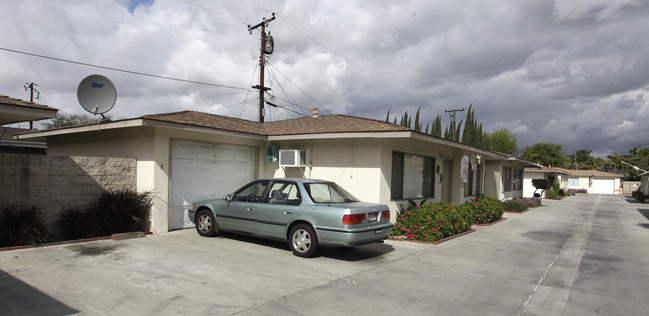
[390,201,471,242]
[504,197,542,212]
[463,197,505,224]
[504,199,528,212]
[567,188,587,194]
[521,197,542,207]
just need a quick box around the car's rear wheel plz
[196,210,217,237]
[289,224,319,257]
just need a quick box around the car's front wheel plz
[289,224,319,257]
[195,210,217,237]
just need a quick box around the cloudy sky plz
[1,0,648,157]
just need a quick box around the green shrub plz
[504,199,529,212]
[464,197,505,224]
[0,205,49,247]
[57,189,152,239]
[57,207,92,240]
[391,201,471,242]
[552,181,561,193]
[547,189,559,200]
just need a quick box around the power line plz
[266,61,332,115]
[273,14,425,108]
[0,47,248,91]
[265,65,311,117]
[180,0,249,25]
[193,1,424,111]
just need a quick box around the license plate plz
[368,212,378,222]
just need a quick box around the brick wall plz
[0,153,136,234]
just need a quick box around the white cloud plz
[1,0,649,154]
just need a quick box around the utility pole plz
[24,82,40,102]
[24,82,40,130]
[248,13,276,123]
[445,108,464,141]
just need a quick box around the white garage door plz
[170,140,254,229]
[592,179,615,194]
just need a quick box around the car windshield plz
[304,182,359,203]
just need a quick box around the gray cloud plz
[1,0,648,157]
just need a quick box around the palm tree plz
[605,152,623,173]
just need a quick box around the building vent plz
[279,149,306,167]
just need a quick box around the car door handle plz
[284,211,293,214]
[247,208,255,211]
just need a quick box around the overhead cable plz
[0,47,248,91]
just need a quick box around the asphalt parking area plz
[0,228,430,315]
[2,194,649,315]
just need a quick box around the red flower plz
[400,227,405,231]
[433,228,437,232]
[408,229,413,233]
[440,224,443,228]
[407,212,412,215]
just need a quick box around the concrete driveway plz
[1,194,648,315]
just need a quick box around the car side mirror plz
[224,194,232,201]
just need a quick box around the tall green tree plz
[522,142,567,167]
[431,115,442,137]
[626,146,649,180]
[460,105,489,150]
[569,149,595,170]
[604,152,623,173]
[488,128,519,155]
[413,108,422,132]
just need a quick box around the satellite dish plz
[77,74,116,120]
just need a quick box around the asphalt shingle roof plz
[553,167,622,178]
[0,95,58,111]
[142,110,410,136]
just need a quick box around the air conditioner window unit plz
[279,149,306,167]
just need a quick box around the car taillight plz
[342,214,366,225]
[381,210,390,221]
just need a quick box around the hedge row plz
[391,197,505,242]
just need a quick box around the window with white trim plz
[567,177,579,186]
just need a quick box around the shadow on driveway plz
[0,269,79,315]
[219,233,395,261]
[638,209,649,229]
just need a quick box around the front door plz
[442,159,454,202]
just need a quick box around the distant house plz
[485,153,539,200]
[554,168,623,195]
[17,110,536,233]
[523,167,569,198]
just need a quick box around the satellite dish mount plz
[77,74,117,123]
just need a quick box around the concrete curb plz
[0,231,153,252]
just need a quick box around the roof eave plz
[15,118,268,141]
[268,130,411,140]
